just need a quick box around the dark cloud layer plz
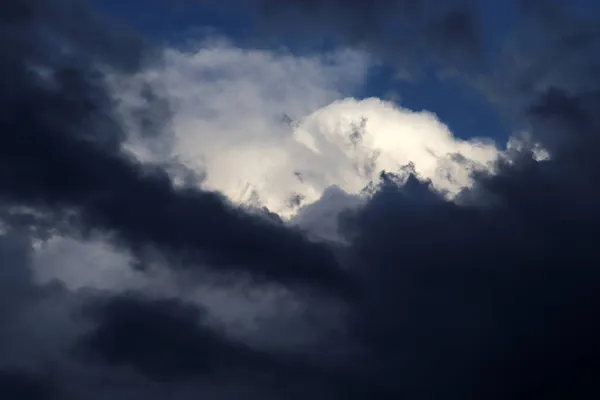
[0,370,58,400]
[212,0,482,71]
[79,294,278,381]
[1,0,600,399]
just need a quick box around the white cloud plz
[115,41,501,221]
[290,97,499,201]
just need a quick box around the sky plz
[1,0,600,399]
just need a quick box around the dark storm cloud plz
[0,370,59,400]
[338,165,600,398]
[78,294,279,381]
[224,0,482,69]
[75,293,361,399]
[1,0,600,399]
[330,8,600,397]
[0,0,352,294]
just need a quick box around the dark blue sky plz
[96,0,599,143]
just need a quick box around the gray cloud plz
[222,0,482,71]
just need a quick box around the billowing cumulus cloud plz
[1,0,600,399]
[119,44,500,219]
